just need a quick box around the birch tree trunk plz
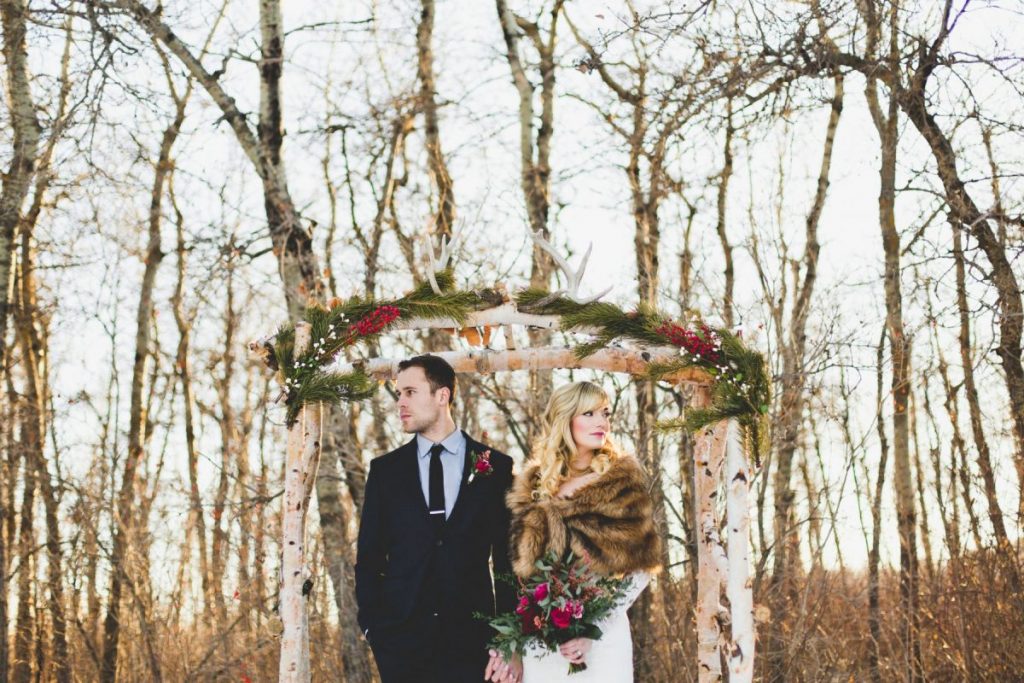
[11,419,35,683]
[0,0,40,373]
[694,410,728,683]
[725,419,754,682]
[279,322,323,682]
[14,218,70,683]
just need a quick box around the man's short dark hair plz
[397,354,456,404]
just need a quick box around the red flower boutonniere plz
[468,448,494,483]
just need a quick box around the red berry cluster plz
[655,322,722,364]
[351,305,400,337]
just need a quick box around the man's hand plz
[484,649,523,682]
[558,637,592,665]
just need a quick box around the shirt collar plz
[416,428,465,459]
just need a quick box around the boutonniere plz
[468,448,494,483]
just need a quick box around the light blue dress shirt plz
[415,428,466,519]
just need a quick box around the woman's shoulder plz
[604,453,646,481]
[506,462,542,511]
[567,454,647,503]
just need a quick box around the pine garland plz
[269,282,770,456]
[514,291,771,461]
[274,272,505,426]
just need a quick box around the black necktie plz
[428,443,446,532]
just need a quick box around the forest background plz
[1,0,1022,680]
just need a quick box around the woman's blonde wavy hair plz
[531,381,625,499]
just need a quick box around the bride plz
[493,381,661,683]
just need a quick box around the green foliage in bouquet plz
[481,551,631,675]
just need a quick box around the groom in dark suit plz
[356,355,521,682]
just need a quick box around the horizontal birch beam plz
[387,303,566,332]
[332,345,713,385]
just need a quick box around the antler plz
[421,221,466,294]
[529,230,612,304]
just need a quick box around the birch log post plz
[693,387,729,683]
[279,322,323,682]
[725,418,755,681]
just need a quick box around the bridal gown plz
[522,572,650,683]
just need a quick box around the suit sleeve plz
[490,455,517,614]
[355,458,385,635]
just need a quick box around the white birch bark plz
[694,410,728,683]
[279,322,323,682]
[333,345,710,385]
[725,418,755,682]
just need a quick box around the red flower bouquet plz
[482,551,630,674]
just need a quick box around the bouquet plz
[484,551,630,674]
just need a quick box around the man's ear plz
[436,387,450,406]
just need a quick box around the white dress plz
[522,572,651,683]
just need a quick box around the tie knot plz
[429,443,445,458]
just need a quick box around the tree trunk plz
[279,323,323,682]
[417,0,456,238]
[0,0,40,373]
[863,6,921,674]
[895,36,1024,524]
[494,0,563,442]
[99,90,172,683]
[210,262,238,620]
[868,327,889,683]
[170,183,213,617]
[315,430,376,682]
[15,221,70,683]
[765,71,842,682]
[715,100,735,327]
[693,406,728,683]
[952,223,1020,588]
[11,427,35,683]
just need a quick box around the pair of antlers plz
[420,226,611,304]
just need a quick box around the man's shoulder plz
[370,440,415,470]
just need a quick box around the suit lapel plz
[396,437,430,518]
[447,431,487,527]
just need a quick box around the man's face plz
[396,366,448,434]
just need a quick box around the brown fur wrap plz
[506,456,662,578]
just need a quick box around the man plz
[356,354,523,682]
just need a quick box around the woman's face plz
[570,402,611,455]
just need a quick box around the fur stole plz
[506,455,662,578]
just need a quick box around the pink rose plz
[475,459,490,473]
[533,582,549,601]
[550,606,572,629]
[515,596,531,614]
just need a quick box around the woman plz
[504,381,661,682]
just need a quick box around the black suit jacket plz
[355,431,516,649]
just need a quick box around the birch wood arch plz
[250,231,766,683]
